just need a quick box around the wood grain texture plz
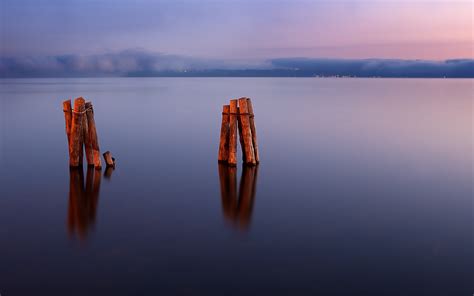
[82,103,93,166]
[227,99,238,166]
[237,98,256,165]
[218,105,230,163]
[103,151,115,168]
[85,102,102,169]
[63,99,72,154]
[246,98,260,163]
[69,97,85,167]
[237,106,247,162]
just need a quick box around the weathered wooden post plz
[227,99,238,166]
[63,99,73,154]
[218,105,230,163]
[237,98,256,165]
[237,107,247,162]
[85,102,102,169]
[246,98,260,163]
[82,106,93,166]
[69,97,86,167]
[103,151,115,168]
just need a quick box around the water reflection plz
[218,164,258,231]
[104,166,114,180]
[67,167,101,241]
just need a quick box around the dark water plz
[0,78,472,296]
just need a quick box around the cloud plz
[0,49,263,77]
[0,50,472,78]
[270,58,474,78]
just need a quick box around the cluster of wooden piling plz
[63,97,115,169]
[218,97,259,166]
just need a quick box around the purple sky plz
[0,0,472,60]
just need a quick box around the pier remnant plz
[63,97,109,170]
[218,97,259,166]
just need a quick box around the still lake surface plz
[0,78,472,295]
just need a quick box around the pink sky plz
[1,0,473,60]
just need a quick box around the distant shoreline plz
[0,76,472,79]
[1,55,472,79]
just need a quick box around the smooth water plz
[0,78,472,295]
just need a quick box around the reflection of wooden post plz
[218,164,238,222]
[217,164,257,231]
[69,97,85,167]
[67,167,85,238]
[238,98,256,165]
[85,102,102,169]
[218,105,230,163]
[237,165,257,229]
[68,167,101,241]
[88,167,101,225]
[63,100,73,154]
[246,98,260,164]
[104,167,114,179]
[228,99,238,166]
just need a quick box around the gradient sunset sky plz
[1,0,472,60]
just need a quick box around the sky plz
[1,0,472,60]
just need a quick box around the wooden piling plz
[85,102,102,169]
[103,151,115,168]
[227,99,238,166]
[237,98,256,165]
[63,99,73,154]
[246,98,260,163]
[218,105,230,163]
[82,105,93,166]
[237,107,247,162]
[69,97,86,167]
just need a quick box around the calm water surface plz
[0,78,472,295]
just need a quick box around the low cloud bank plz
[0,50,472,77]
[0,49,259,77]
[270,58,474,78]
